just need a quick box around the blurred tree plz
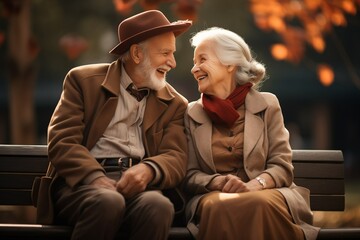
[0,0,91,144]
[249,0,360,88]
[0,0,359,144]
[1,0,39,143]
[113,0,203,20]
[113,0,360,88]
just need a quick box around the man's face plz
[136,32,176,90]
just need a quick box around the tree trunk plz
[7,0,38,144]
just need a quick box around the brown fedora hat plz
[109,10,192,55]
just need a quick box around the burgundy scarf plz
[202,82,252,127]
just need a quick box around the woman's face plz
[191,40,235,98]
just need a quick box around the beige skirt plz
[195,189,305,240]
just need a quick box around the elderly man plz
[36,10,192,240]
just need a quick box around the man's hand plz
[89,176,117,191]
[116,163,154,199]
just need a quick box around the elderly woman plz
[182,27,319,240]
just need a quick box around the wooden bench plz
[0,144,359,239]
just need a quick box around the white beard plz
[136,54,167,91]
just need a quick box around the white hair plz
[190,27,266,89]
[119,41,148,63]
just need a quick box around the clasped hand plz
[89,163,154,198]
[209,174,259,193]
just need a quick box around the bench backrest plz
[0,145,344,211]
[292,150,344,211]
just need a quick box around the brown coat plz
[39,59,188,222]
[183,89,319,240]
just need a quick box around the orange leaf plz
[315,14,331,32]
[113,0,137,15]
[173,0,202,21]
[310,36,325,53]
[28,36,40,59]
[271,44,288,60]
[317,64,334,86]
[342,0,357,15]
[268,15,286,33]
[281,27,305,64]
[0,32,5,46]
[304,0,322,11]
[331,10,347,26]
[254,15,272,31]
[59,34,89,60]
[139,0,162,10]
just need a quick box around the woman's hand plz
[222,175,265,193]
[207,175,227,191]
[208,174,270,193]
[222,175,249,193]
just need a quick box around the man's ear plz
[130,44,142,64]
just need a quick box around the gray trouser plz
[54,182,174,240]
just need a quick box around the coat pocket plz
[31,176,41,207]
[31,176,54,224]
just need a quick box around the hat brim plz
[109,21,192,56]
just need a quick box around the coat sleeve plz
[261,93,294,187]
[143,92,189,189]
[48,67,106,188]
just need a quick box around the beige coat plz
[183,89,319,240]
[40,59,188,221]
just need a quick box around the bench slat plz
[2,224,360,240]
[310,195,345,211]
[0,156,48,172]
[0,145,47,156]
[294,178,344,195]
[293,162,344,179]
[0,190,33,205]
[318,228,360,239]
[1,186,343,209]
[0,145,345,212]
[0,145,352,239]
[0,224,191,240]
[292,149,344,162]
[0,173,41,189]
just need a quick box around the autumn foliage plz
[112,0,359,87]
[59,34,89,60]
[1,0,359,87]
[113,0,203,20]
[249,0,360,86]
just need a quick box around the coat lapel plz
[142,85,175,156]
[189,90,268,170]
[86,61,121,149]
[243,89,268,161]
[86,97,118,149]
[188,100,215,171]
[142,87,170,132]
